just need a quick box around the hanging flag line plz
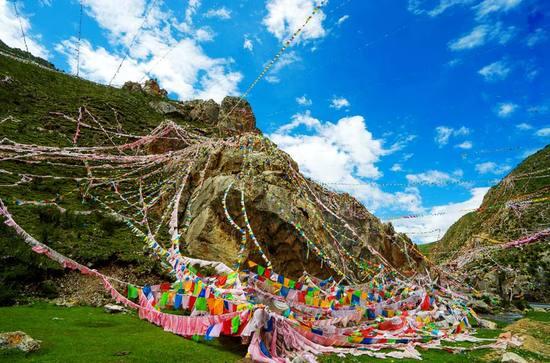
[11,0,29,55]
[220,0,328,123]
[76,1,84,77]
[316,172,550,189]
[382,191,550,222]
[460,144,547,158]
[108,0,158,86]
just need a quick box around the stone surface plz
[122,81,143,93]
[501,352,527,363]
[179,99,220,125]
[149,101,179,115]
[479,318,498,329]
[143,79,167,98]
[218,96,257,134]
[104,304,126,314]
[151,135,426,281]
[0,331,41,353]
[467,299,493,314]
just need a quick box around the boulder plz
[104,304,127,314]
[122,81,143,93]
[501,352,527,363]
[149,101,179,115]
[179,99,220,125]
[468,299,493,314]
[218,96,257,134]
[143,79,167,98]
[479,318,498,329]
[0,331,41,353]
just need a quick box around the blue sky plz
[1,0,548,243]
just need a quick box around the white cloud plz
[296,95,312,106]
[264,51,301,83]
[456,140,473,149]
[204,7,231,20]
[391,163,403,172]
[393,187,489,244]
[516,123,532,130]
[474,0,522,19]
[270,112,423,212]
[434,127,453,146]
[263,0,327,42]
[535,127,550,137]
[478,60,510,81]
[434,126,470,147]
[449,22,515,51]
[449,25,488,50]
[57,37,241,102]
[243,36,253,51]
[496,102,517,118]
[55,0,242,102]
[475,161,511,174]
[0,0,48,58]
[194,27,215,42]
[406,170,457,185]
[185,0,201,24]
[337,15,349,25]
[407,0,474,17]
[526,28,547,47]
[330,96,350,110]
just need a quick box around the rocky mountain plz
[430,146,550,303]
[0,42,424,305]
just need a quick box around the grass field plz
[0,303,245,363]
[1,303,548,363]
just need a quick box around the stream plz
[480,302,549,324]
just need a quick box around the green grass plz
[0,303,244,363]
[416,241,437,257]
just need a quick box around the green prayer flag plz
[231,315,240,334]
[228,272,238,280]
[188,265,197,274]
[289,280,296,289]
[159,292,169,307]
[195,297,207,311]
[257,265,265,276]
[127,284,138,299]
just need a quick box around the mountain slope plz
[432,146,550,302]
[0,43,423,305]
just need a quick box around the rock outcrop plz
[139,100,424,280]
[123,79,168,98]
[149,96,258,136]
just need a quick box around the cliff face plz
[0,43,422,304]
[432,146,550,302]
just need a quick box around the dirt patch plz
[504,318,550,358]
[53,266,161,307]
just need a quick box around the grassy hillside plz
[0,43,192,305]
[431,146,550,301]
